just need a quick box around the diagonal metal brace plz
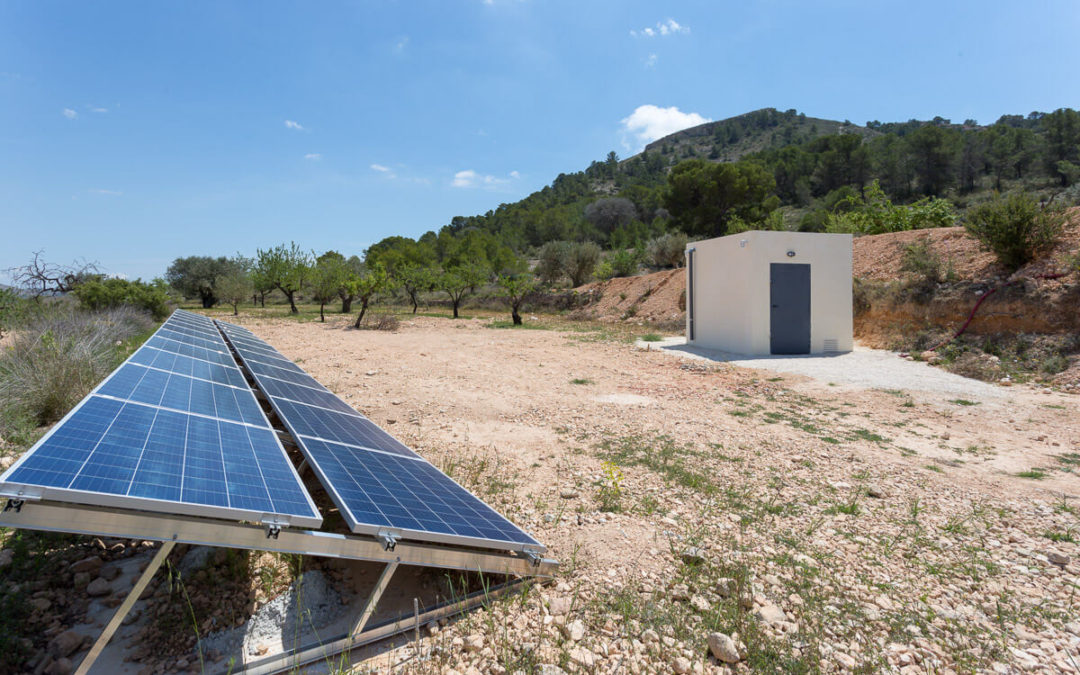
[74,539,176,675]
[350,560,399,638]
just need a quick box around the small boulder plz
[569,647,595,669]
[690,595,711,613]
[715,578,736,598]
[69,556,103,574]
[559,488,578,499]
[753,603,787,626]
[669,583,690,601]
[463,634,484,652]
[672,656,692,673]
[548,596,572,616]
[1047,551,1070,567]
[564,619,586,642]
[86,577,112,597]
[708,632,741,664]
[49,630,84,658]
[866,484,887,499]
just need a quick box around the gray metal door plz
[770,263,811,354]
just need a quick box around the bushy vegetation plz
[70,277,171,320]
[963,192,1066,270]
[0,306,155,443]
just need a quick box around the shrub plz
[534,241,570,286]
[963,192,1065,271]
[647,233,688,268]
[358,313,399,331]
[71,277,171,320]
[565,242,601,287]
[0,307,155,435]
[609,248,643,277]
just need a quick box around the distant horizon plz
[2,0,1078,282]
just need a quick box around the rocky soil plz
[250,315,1078,674]
[2,314,1078,674]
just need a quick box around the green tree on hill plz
[349,263,392,328]
[663,159,779,237]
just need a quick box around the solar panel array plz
[0,310,322,527]
[217,320,543,552]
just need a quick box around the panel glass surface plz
[0,311,321,527]
[216,319,542,551]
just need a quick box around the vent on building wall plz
[823,338,840,354]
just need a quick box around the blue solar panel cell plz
[145,335,235,367]
[273,399,418,459]
[303,438,540,547]
[0,310,322,527]
[244,359,324,390]
[255,376,356,415]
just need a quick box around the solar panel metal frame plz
[0,311,322,529]
[216,320,545,554]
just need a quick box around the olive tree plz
[438,264,487,319]
[214,270,253,316]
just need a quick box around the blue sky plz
[1,1,1077,281]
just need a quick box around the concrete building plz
[685,231,853,355]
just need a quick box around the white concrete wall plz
[686,231,853,355]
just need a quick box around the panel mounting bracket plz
[4,498,25,513]
[522,548,543,567]
[265,524,282,539]
[376,529,401,552]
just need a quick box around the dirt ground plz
[226,314,1080,674]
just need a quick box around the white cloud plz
[393,36,409,54]
[451,169,519,189]
[284,120,304,130]
[631,18,689,38]
[645,53,658,68]
[620,104,710,148]
[371,163,397,179]
[304,153,322,160]
[63,108,78,120]
[88,188,122,196]
[88,106,108,113]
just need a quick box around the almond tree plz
[255,242,312,314]
[350,263,392,328]
[496,274,536,325]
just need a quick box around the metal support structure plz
[240,578,532,675]
[350,561,399,637]
[0,501,558,578]
[73,540,176,675]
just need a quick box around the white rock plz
[464,634,484,652]
[753,603,787,625]
[565,619,586,642]
[707,632,741,663]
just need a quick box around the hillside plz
[426,106,1080,258]
[642,108,879,164]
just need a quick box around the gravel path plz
[639,337,1008,401]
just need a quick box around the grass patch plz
[948,399,980,406]
[599,435,716,495]
[569,378,593,385]
[1015,469,1048,479]
[924,464,945,473]
[640,333,664,342]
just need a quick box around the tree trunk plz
[319,303,325,322]
[259,292,266,308]
[411,296,418,314]
[512,307,522,325]
[233,303,239,316]
[201,293,215,309]
[452,299,460,318]
[341,297,352,313]
[287,291,298,314]
[353,299,369,329]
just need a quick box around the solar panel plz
[0,311,321,528]
[217,320,543,552]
